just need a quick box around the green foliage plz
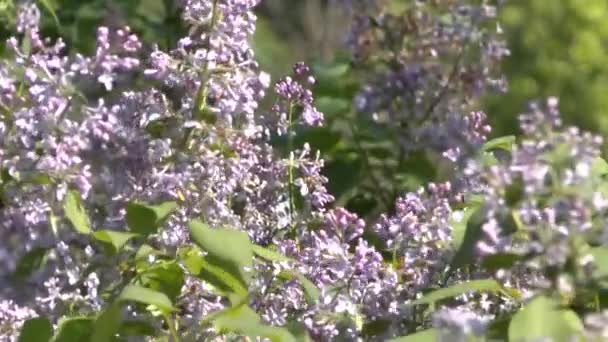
[125,201,177,235]
[508,296,584,342]
[118,284,174,313]
[18,317,53,342]
[63,190,91,234]
[188,220,253,299]
[211,303,298,342]
[484,0,608,141]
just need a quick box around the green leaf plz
[482,135,516,152]
[188,220,253,298]
[53,317,94,342]
[139,261,185,302]
[213,304,296,342]
[126,201,177,235]
[387,329,438,342]
[591,157,608,177]
[118,284,174,313]
[91,302,122,342]
[117,320,156,337]
[481,252,522,271]
[411,279,503,306]
[18,317,53,342]
[14,247,48,279]
[590,246,608,281]
[450,204,482,253]
[63,190,91,234]
[36,0,61,28]
[508,296,584,342]
[93,230,139,255]
[252,245,293,263]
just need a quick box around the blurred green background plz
[2,0,608,216]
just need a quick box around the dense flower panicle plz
[373,182,455,291]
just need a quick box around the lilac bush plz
[2,0,608,341]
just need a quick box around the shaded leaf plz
[14,247,48,279]
[93,230,139,255]
[53,317,93,342]
[126,201,177,235]
[91,302,122,342]
[18,317,53,342]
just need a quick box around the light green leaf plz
[411,279,503,306]
[18,317,53,342]
[126,201,177,235]
[63,190,91,234]
[252,245,293,263]
[482,135,516,152]
[508,296,584,342]
[188,220,253,299]
[118,284,174,313]
[590,246,608,281]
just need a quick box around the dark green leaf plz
[53,317,93,342]
[63,190,91,234]
[91,302,122,342]
[411,279,503,306]
[482,252,522,271]
[18,317,53,342]
[508,296,583,342]
[450,205,486,269]
[14,247,48,279]
[126,201,177,235]
[118,284,174,313]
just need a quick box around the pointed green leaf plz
[118,285,174,313]
[18,317,53,342]
[508,296,584,342]
[63,190,91,234]
[188,220,253,298]
[411,279,503,306]
[126,201,177,235]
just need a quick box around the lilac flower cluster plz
[2,0,608,341]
